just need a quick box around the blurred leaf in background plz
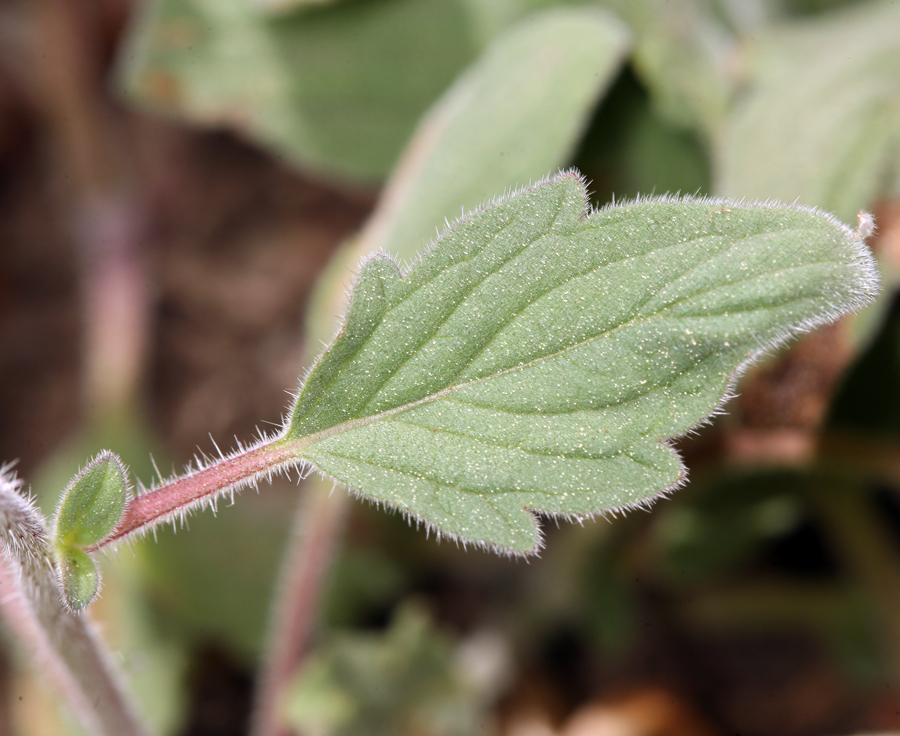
[714,0,900,222]
[602,0,736,134]
[118,0,503,183]
[352,7,630,257]
[282,603,502,736]
[574,68,711,206]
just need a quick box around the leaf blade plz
[286,173,879,553]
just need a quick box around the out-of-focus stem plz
[248,194,367,736]
[250,477,348,736]
[810,477,900,687]
[35,0,150,424]
[249,309,353,736]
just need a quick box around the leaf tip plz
[855,210,876,241]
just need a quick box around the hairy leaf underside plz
[284,173,878,554]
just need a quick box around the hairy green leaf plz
[54,451,130,549]
[283,172,878,554]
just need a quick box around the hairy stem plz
[0,467,150,736]
[92,439,300,550]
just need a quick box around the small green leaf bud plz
[53,451,130,549]
[57,546,100,611]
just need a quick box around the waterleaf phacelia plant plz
[85,171,877,560]
[0,171,879,735]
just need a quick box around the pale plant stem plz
[250,477,349,736]
[0,559,149,736]
[36,0,151,425]
[0,468,150,736]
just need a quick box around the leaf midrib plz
[297,203,807,433]
[315,347,721,465]
[287,256,828,458]
[378,222,817,399]
[359,225,824,411]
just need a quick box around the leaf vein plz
[387,416,614,460]
[316,449,575,499]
